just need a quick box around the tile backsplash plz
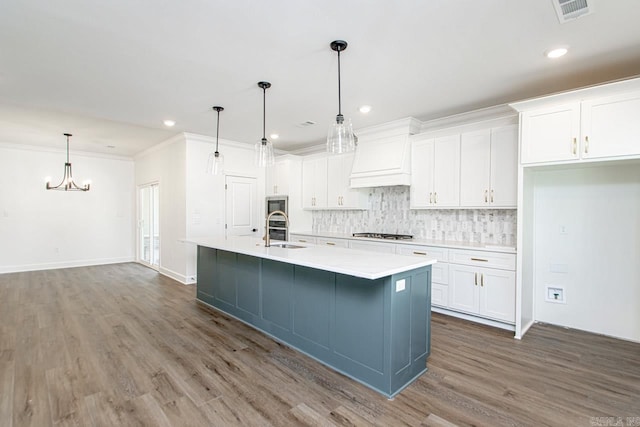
[312,186,516,246]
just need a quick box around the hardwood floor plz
[1,263,638,426]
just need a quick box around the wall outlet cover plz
[395,279,406,292]
[545,285,566,304]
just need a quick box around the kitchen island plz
[189,236,436,398]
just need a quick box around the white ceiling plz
[1,0,640,157]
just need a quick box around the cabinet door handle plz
[481,273,484,287]
[326,242,335,246]
[434,192,438,204]
[490,189,494,203]
[572,137,577,155]
[484,190,488,203]
[299,239,307,243]
[413,251,427,256]
[474,272,478,286]
[471,257,488,262]
[429,192,433,204]
[585,136,589,154]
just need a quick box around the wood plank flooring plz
[0,263,638,426]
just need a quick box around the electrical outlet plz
[545,285,566,304]
[395,279,406,292]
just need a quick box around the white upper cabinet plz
[520,103,581,164]
[581,91,640,159]
[410,134,460,208]
[302,156,328,209]
[327,153,368,209]
[516,83,640,165]
[460,125,517,208]
[265,159,290,196]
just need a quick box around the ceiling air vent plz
[296,120,316,128]
[553,0,593,23]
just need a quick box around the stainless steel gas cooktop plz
[352,232,413,240]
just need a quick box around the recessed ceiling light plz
[270,134,279,139]
[359,105,372,114]
[163,119,176,127]
[545,47,568,59]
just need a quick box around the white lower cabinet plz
[448,250,516,323]
[348,240,397,253]
[315,237,349,248]
[289,234,316,244]
[396,244,449,308]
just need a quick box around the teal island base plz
[196,246,432,398]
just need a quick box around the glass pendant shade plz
[327,116,356,154]
[206,106,225,175]
[46,133,90,191]
[255,138,275,167]
[206,151,224,175]
[327,40,356,154]
[255,81,275,167]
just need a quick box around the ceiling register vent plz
[553,0,593,23]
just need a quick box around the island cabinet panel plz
[196,246,216,304]
[215,250,238,309]
[195,246,432,398]
[261,260,294,333]
[236,254,260,317]
[292,267,333,350]
[335,276,386,374]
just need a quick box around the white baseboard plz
[515,318,536,340]
[0,257,135,274]
[432,306,516,333]
[158,266,196,285]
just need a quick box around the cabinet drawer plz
[432,283,448,308]
[289,234,316,244]
[348,240,397,254]
[396,244,449,262]
[449,249,515,270]
[431,263,449,285]
[316,237,349,248]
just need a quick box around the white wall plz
[134,133,265,284]
[184,134,264,281]
[0,144,134,273]
[532,162,640,342]
[134,135,188,283]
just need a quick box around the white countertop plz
[289,231,516,254]
[186,236,436,280]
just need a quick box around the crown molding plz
[0,141,134,161]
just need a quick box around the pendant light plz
[255,81,275,167]
[327,40,356,154]
[46,133,90,191]
[206,106,225,175]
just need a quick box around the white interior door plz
[225,175,259,237]
[138,183,159,269]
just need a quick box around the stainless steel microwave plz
[266,196,288,216]
[266,196,288,241]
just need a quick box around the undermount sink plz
[271,243,306,249]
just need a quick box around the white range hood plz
[349,117,421,188]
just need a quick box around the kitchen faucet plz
[265,210,288,247]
